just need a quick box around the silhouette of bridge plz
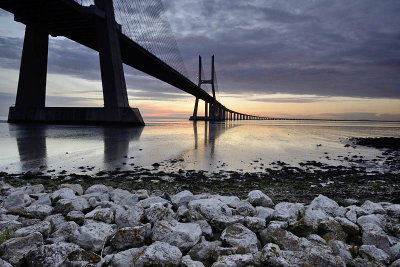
[1,0,270,126]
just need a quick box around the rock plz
[255,206,274,221]
[0,259,12,267]
[291,217,313,237]
[357,214,383,231]
[269,220,289,229]
[181,255,205,267]
[19,184,45,195]
[17,217,41,227]
[391,259,400,267]
[54,197,90,215]
[115,206,144,227]
[390,243,400,263]
[15,220,51,238]
[231,200,256,217]
[188,198,232,221]
[343,198,360,206]
[308,194,339,217]
[359,245,390,265]
[45,214,67,232]
[171,190,195,207]
[307,247,346,267]
[48,221,79,243]
[23,204,53,219]
[386,204,400,219]
[85,207,114,224]
[31,193,52,206]
[152,219,202,251]
[145,203,175,224]
[0,220,22,232]
[346,205,368,223]
[66,210,85,225]
[362,229,391,253]
[318,217,347,242]
[0,232,43,265]
[304,208,331,232]
[134,241,182,266]
[220,223,258,253]
[72,222,115,252]
[105,247,146,267]
[117,194,139,207]
[135,189,149,200]
[188,240,222,263]
[211,254,254,267]
[84,184,111,194]
[259,243,289,266]
[110,188,132,203]
[193,220,213,238]
[110,223,151,250]
[51,188,76,202]
[273,202,305,225]
[244,216,266,232]
[328,240,354,263]
[260,224,304,250]
[3,190,33,210]
[136,196,169,209]
[58,184,84,196]
[248,190,274,207]
[84,192,111,208]
[335,216,360,235]
[210,215,245,233]
[25,242,80,267]
[62,248,102,266]
[361,200,386,214]
[307,234,328,246]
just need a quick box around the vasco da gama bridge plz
[1,0,270,126]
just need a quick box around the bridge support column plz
[192,97,199,118]
[14,24,49,109]
[205,102,208,118]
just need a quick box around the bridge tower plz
[190,55,221,121]
[8,0,144,126]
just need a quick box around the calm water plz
[0,119,399,175]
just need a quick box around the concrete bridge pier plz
[8,0,144,126]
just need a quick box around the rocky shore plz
[0,181,399,266]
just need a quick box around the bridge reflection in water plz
[8,122,236,173]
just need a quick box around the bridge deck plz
[0,0,215,103]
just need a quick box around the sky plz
[0,0,399,120]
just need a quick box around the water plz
[0,119,399,175]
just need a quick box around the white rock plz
[50,188,76,202]
[19,184,44,195]
[328,240,353,263]
[0,259,12,267]
[54,197,90,215]
[85,207,114,224]
[390,243,400,263]
[188,198,233,221]
[181,255,205,267]
[118,194,139,207]
[84,184,111,194]
[255,206,274,221]
[273,202,305,225]
[304,208,331,231]
[134,241,182,266]
[346,205,368,223]
[386,204,400,219]
[220,223,258,253]
[359,245,390,265]
[48,221,79,243]
[211,254,254,267]
[72,222,115,251]
[307,234,328,246]
[145,202,175,224]
[152,219,202,251]
[391,258,400,267]
[244,216,266,232]
[25,242,80,267]
[110,188,132,203]
[260,224,303,251]
[335,216,360,235]
[115,206,144,227]
[188,240,222,263]
[24,204,53,219]
[0,232,43,265]
[362,229,391,253]
[3,190,33,210]
[361,200,386,214]
[308,194,339,217]
[66,211,85,225]
[232,200,256,216]
[193,220,213,238]
[260,243,289,266]
[45,214,67,232]
[248,190,274,207]
[357,214,383,231]
[136,196,169,209]
[58,184,84,195]
[105,247,146,267]
[15,221,51,238]
[31,193,52,206]
[111,223,151,250]
[210,215,245,232]
[172,190,195,207]
[135,189,149,200]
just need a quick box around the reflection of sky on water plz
[0,119,399,174]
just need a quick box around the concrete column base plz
[8,107,145,126]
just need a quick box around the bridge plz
[0,0,270,126]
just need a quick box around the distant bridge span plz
[0,0,269,125]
